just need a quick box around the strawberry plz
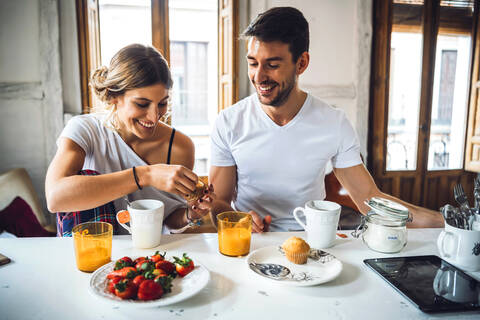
[173,253,194,277]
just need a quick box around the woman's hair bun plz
[94,66,108,81]
[90,66,110,102]
[91,66,108,85]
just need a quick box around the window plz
[168,0,219,174]
[370,0,477,210]
[170,41,210,126]
[387,31,423,170]
[98,0,152,67]
[428,34,471,170]
[170,40,211,173]
[76,0,238,175]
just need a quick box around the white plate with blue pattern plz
[246,246,342,286]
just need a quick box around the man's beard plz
[255,72,296,107]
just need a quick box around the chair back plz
[0,168,51,230]
[324,171,360,212]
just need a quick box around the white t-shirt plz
[211,94,362,231]
[58,114,186,233]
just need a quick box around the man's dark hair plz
[241,7,309,62]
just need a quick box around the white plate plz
[246,246,342,287]
[89,259,210,308]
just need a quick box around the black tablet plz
[364,255,480,313]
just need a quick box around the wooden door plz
[76,0,102,113]
[218,0,238,112]
[466,2,480,172]
[369,0,477,211]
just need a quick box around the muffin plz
[184,180,206,202]
[281,236,310,264]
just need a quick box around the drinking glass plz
[217,211,252,256]
[73,222,113,272]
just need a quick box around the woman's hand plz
[145,164,198,196]
[188,184,216,221]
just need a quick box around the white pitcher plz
[437,222,480,272]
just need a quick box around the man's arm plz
[333,164,444,228]
[209,165,237,226]
[209,165,271,231]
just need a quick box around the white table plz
[1,229,479,320]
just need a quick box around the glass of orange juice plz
[217,211,252,256]
[73,222,113,272]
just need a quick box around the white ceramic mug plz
[116,199,164,249]
[293,200,341,249]
[437,223,480,272]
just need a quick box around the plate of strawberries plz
[89,251,210,307]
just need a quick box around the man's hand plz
[188,184,216,220]
[249,210,272,233]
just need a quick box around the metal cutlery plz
[468,214,476,231]
[440,204,457,227]
[454,183,470,210]
[474,177,480,209]
[440,204,471,230]
[453,183,475,229]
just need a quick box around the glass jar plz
[353,197,411,253]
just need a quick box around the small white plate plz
[246,246,342,287]
[89,259,210,308]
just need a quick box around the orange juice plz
[75,246,111,272]
[73,222,113,272]
[217,211,252,256]
[218,227,251,256]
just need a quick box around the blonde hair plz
[90,44,173,129]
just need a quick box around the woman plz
[45,44,214,236]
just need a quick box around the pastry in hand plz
[184,180,206,202]
[281,236,310,264]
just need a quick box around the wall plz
[244,0,372,157]
[0,0,64,227]
[59,0,82,115]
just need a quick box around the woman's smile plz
[136,119,156,128]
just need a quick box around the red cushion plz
[0,196,54,237]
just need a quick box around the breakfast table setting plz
[1,197,480,319]
[0,230,479,319]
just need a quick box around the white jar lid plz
[364,197,409,221]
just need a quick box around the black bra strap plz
[167,128,176,164]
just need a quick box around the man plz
[209,7,443,232]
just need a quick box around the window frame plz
[76,0,238,114]
[76,0,102,114]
